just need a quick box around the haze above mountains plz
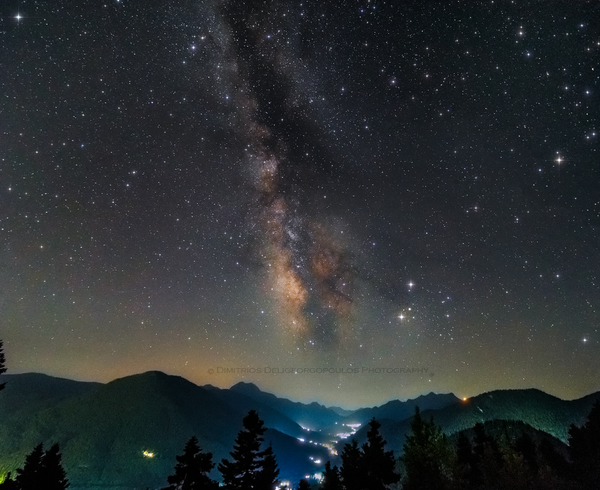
[0,371,598,490]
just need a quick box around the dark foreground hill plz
[0,372,328,489]
[344,388,600,456]
[0,373,101,418]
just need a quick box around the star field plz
[1,0,599,407]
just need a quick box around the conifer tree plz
[400,407,454,490]
[0,340,7,391]
[339,438,364,490]
[472,422,503,488]
[568,401,600,490]
[296,479,311,490]
[164,436,218,490]
[454,431,475,487]
[13,443,69,490]
[538,438,568,479]
[39,444,70,490]
[257,443,280,490]
[361,418,399,490]
[321,461,342,490]
[15,443,44,490]
[514,432,538,474]
[455,431,473,469]
[219,410,278,490]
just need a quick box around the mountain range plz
[342,388,600,458]
[0,371,597,489]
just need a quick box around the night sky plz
[2,0,599,408]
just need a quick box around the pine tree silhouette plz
[163,436,218,490]
[454,431,475,487]
[218,410,279,490]
[15,443,44,489]
[255,443,279,490]
[296,479,311,490]
[472,422,503,488]
[340,438,364,490]
[339,419,399,490]
[39,444,70,490]
[361,419,399,490]
[538,438,568,479]
[13,443,69,490]
[455,431,472,467]
[568,401,600,490]
[321,461,342,490]
[514,432,538,474]
[400,407,454,490]
[0,340,7,391]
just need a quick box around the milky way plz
[220,0,356,348]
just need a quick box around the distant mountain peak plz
[413,392,458,401]
[138,370,170,377]
[112,370,170,382]
[230,381,263,393]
